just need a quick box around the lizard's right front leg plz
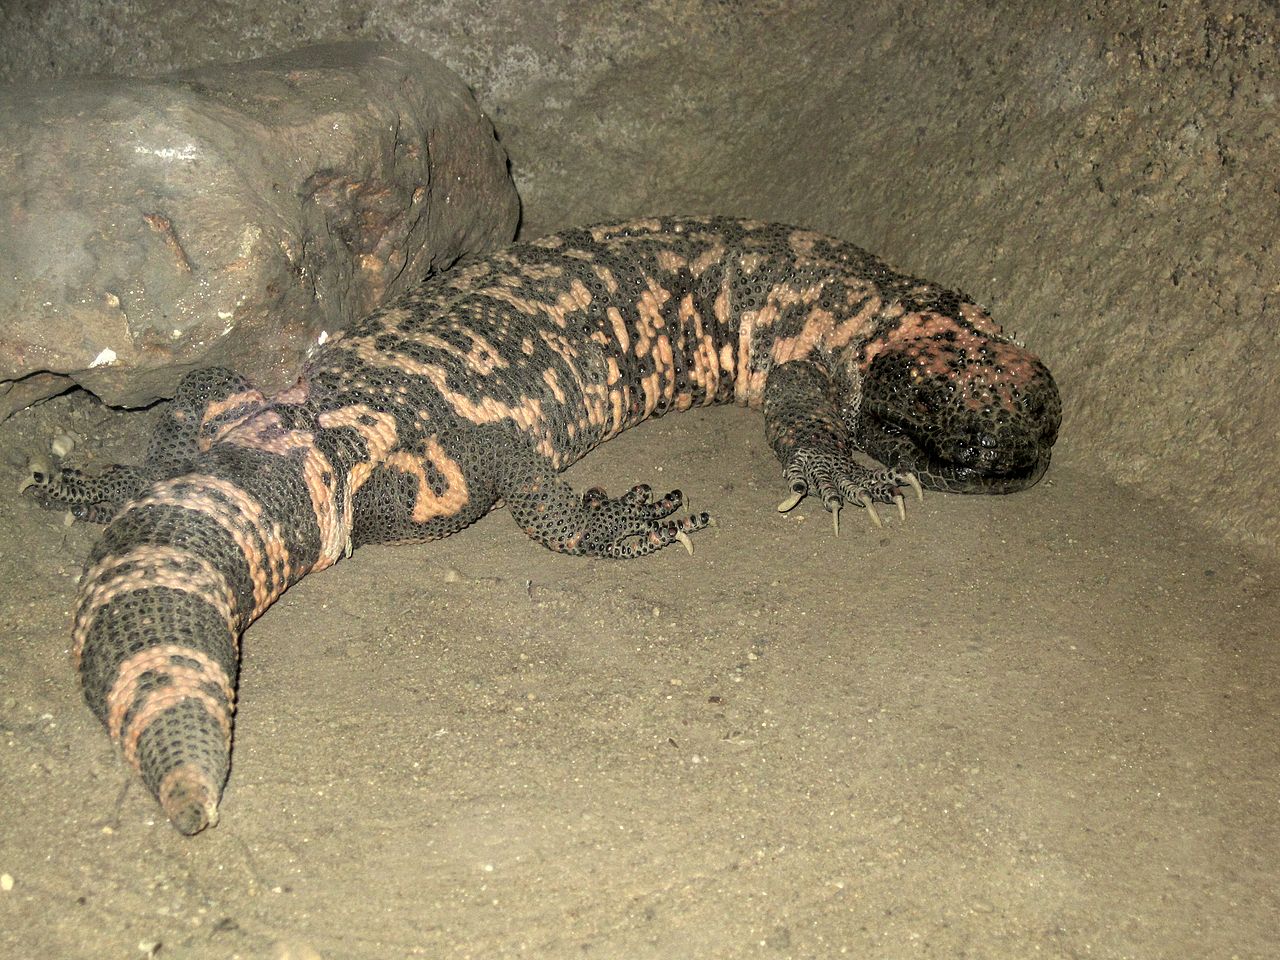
[763,358,922,531]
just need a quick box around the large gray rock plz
[0,41,518,417]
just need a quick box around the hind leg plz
[22,367,263,522]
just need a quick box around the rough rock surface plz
[0,41,518,417]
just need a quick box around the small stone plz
[1,873,14,891]
[272,944,324,960]
[50,432,75,457]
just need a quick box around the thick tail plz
[72,422,353,834]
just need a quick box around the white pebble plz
[271,941,323,960]
[51,433,75,457]
[1,873,13,891]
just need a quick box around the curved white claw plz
[832,502,841,537]
[894,493,906,521]
[857,494,883,528]
[675,530,694,555]
[904,472,924,501]
[776,488,805,513]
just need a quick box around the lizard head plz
[854,317,1061,494]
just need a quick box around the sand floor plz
[1,395,1276,959]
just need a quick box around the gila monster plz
[24,216,1061,835]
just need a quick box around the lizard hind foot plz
[19,450,153,524]
[18,453,105,522]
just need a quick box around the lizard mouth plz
[854,406,1056,495]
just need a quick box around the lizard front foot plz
[774,448,922,533]
[579,483,710,558]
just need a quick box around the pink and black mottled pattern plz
[26,216,1060,834]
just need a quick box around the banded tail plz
[71,406,353,834]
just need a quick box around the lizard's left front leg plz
[763,358,922,531]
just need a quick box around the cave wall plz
[2,0,1276,553]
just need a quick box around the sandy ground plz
[0,393,1276,960]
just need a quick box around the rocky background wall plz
[1,0,1275,553]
